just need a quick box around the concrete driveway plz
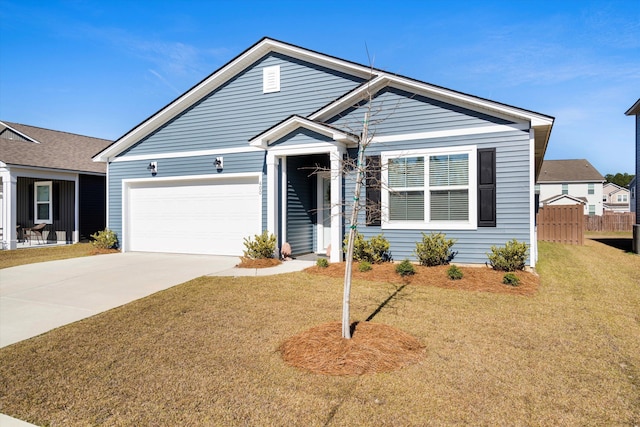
[0,252,243,348]
[0,252,315,426]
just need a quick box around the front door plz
[317,174,331,253]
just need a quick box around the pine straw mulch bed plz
[236,257,282,268]
[304,262,539,296]
[279,321,425,376]
[278,262,538,376]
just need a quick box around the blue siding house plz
[94,38,554,266]
[625,98,640,254]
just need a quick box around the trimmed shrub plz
[90,229,118,249]
[487,239,529,271]
[414,232,457,266]
[503,273,520,286]
[447,265,463,280]
[345,233,391,264]
[243,231,277,259]
[358,261,372,272]
[316,258,329,268]
[395,259,415,277]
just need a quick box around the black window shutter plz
[28,183,34,221]
[365,155,381,226]
[477,148,496,227]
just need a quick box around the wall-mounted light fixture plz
[147,161,158,176]
[214,157,223,171]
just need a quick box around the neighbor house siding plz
[636,115,640,224]
[349,129,532,264]
[118,53,364,157]
[16,177,75,243]
[79,174,106,240]
[0,128,32,142]
[107,151,264,241]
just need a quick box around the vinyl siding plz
[347,129,533,264]
[107,151,264,241]
[118,53,364,157]
[271,128,333,147]
[328,87,516,136]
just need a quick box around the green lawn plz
[0,237,638,426]
[0,243,95,270]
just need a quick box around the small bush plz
[316,258,329,268]
[90,229,118,249]
[243,231,277,259]
[414,232,457,266]
[395,259,415,277]
[487,239,529,271]
[502,273,520,286]
[358,261,372,272]
[447,265,463,280]
[345,233,391,264]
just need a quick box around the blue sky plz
[1,0,638,175]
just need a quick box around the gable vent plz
[263,65,280,93]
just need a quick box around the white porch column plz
[266,153,279,239]
[529,128,537,267]
[330,148,344,263]
[74,174,80,243]
[1,171,17,250]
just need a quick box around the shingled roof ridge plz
[3,120,112,143]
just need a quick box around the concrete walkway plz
[0,252,314,427]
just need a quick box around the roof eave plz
[94,38,375,161]
[625,98,640,115]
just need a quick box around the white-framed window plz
[34,181,53,224]
[617,194,628,203]
[588,183,594,195]
[381,145,477,230]
[562,184,568,195]
[588,204,596,216]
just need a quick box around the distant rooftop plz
[0,121,112,174]
[537,159,605,183]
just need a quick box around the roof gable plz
[541,194,587,205]
[0,121,112,174]
[94,37,554,168]
[537,159,605,183]
[249,115,358,148]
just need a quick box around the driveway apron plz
[0,252,239,348]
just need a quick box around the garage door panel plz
[126,178,261,256]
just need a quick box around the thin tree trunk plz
[342,111,370,339]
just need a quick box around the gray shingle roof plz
[537,159,604,183]
[0,121,112,174]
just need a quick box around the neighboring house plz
[603,182,631,213]
[93,37,554,267]
[626,98,640,254]
[537,159,605,216]
[0,121,112,249]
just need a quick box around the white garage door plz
[125,176,261,256]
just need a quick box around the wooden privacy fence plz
[584,212,635,232]
[537,205,584,245]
